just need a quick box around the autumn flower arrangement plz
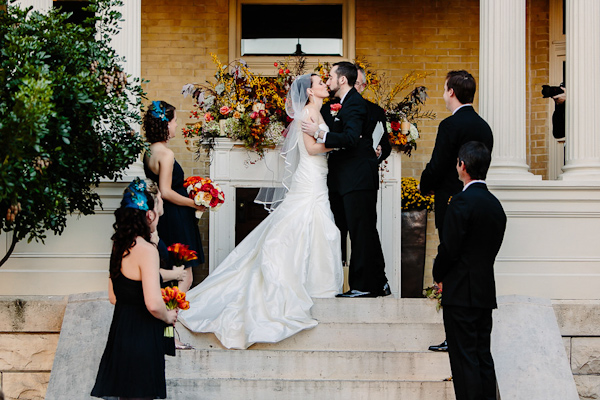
[401,177,434,212]
[181,54,303,156]
[316,59,436,156]
[183,176,225,218]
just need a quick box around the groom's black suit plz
[433,182,506,400]
[321,88,387,294]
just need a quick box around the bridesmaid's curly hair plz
[109,190,156,279]
[143,101,176,143]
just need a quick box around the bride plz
[178,74,343,349]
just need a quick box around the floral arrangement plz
[183,176,225,218]
[401,177,434,212]
[315,59,436,156]
[161,286,190,337]
[167,243,198,267]
[423,284,443,311]
[181,54,305,156]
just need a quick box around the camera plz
[541,84,564,98]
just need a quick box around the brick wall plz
[141,0,230,283]
[356,0,482,283]
[527,0,551,178]
[140,0,552,286]
[356,0,551,283]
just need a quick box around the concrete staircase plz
[167,298,455,399]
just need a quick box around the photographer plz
[542,83,566,139]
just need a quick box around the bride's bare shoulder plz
[303,106,320,122]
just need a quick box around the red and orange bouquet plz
[161,286,190,338]
[183,176,225,218]
[167,243,198,267]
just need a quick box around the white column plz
[479,0,540,181]
[559,0,600,180]
[14,0,51,13]
[109,0,145,179]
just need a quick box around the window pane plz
[241,4,343,56]
[53,1,92,25]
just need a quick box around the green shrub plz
[0,0,147,264]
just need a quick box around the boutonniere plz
[330,103,342,117]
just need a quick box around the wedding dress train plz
[179,120,343,350]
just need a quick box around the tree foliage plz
[0,0,147,264]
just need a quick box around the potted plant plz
[401,177,434,298]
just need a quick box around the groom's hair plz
[458,141,491,180]
[446,70,476,104]
[333,61,358,87]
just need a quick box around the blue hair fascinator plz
[122,178,149,211]
[150,100,169,122]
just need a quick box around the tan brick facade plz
[141,0,230,281]
[140,0,552,285]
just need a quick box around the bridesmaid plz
[143,101,205,292]
[91,178,177,399]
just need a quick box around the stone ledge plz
[0,296,67,333]
[553,300,600,336]
[2,372,50,400]
[0,333,59,371]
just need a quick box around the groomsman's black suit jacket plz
[432,182,506,309]
[420,106,494,235]
[321,88,380,196]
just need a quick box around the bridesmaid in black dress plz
[91,178,178,399]
[143,100,205,292]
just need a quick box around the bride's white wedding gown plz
[179,122,343,350]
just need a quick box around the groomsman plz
[420,70,494,352]
[433,141,506,400]
[301,62,389,298]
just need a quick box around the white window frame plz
[228,0,356,74]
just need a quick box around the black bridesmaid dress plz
[91,273,168,399]
[144,159,204,268]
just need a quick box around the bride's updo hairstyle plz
[143,100,176,143]
[109,178,156,279]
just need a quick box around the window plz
[229,0,355,72]
[53,1,92,25]
[241,4,343,56]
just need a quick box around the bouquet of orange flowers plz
[161,286,190,338]
[183,176,225,218]
[423,284,443,311]
[167,243,198,267]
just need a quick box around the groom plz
[301,62,389,298]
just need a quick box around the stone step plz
[310,297,443,324]
[167,349,451,381]
[166,378,456,400]
[176,321,446,352]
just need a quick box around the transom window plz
[241,4,343,56]
[229,0,355,73]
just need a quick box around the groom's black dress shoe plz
[428,340,448,352]
[336,289,376,298]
